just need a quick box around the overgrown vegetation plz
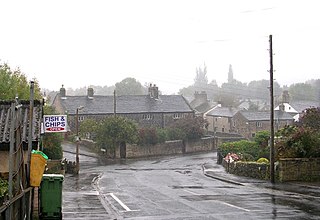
[136,116,207,145]
[276,126,320,158]
[0,178,8,204]
[0,62,42,100]
[81,116,208,147]
[218,131,270,161]
[42,105,63,160]
[275,107,320,159]
[95,116,138,152]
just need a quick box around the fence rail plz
[0,187,33,220]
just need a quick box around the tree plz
[169,116,207,140]
[179,65,215,100]
[115,77,145,95]
[96,116,138,156]
[289,83,316,101]
[178,85,197,99]
[194,64,208,88]
[79,118,99,140]
[300,107,320,130]
[0,62,42,100]
[276,125,320,158]
[247,80,281,100]
[42,105,63,159]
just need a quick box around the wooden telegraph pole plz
[114,90,116,117]
[269,35,275,184]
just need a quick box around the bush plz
[138,128,158,145]
[257,158,269,164]
[166,127,186,141]
[156,129,168,144]
[0,178,8,203]
[43,133,63,160]
[276,125,320,158]
[240,153,255,161]
[219,140,261,161]
[169,116,207,140]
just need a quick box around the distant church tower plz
[228,64,234,83]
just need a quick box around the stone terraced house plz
[52,85,195,133]
[233,110,294,139]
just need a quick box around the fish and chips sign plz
[43,115,67,133]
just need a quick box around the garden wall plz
[278,158,320,182]
[224,161,269,180]
[126,140,184,158]
[185,137,214,153]
[80,137,216,159]
[126,137,215,158]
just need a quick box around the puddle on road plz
[273,196,320,216]
[172,185,204,189]
[175,170,192,175]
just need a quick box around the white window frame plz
[143,114,152,120]
[78,116,85,122]
[173,113,183,119]
[256,121,262,127]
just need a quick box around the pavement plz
[62,142,117,220]
[202,160,320,198]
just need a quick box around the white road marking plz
[183,189,201,196]
[109,193,132,212]
[221,201,250,212]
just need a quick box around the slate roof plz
[193,102,211,114]
[0,100,42,147]
[290,101,319,113]
[239,110,294,121]
[56,95,194,115]
[206,107,238,118]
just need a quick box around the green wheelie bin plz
[40,174,64,219]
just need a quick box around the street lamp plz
[75,106,84,174]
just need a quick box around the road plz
[62,142,320,219]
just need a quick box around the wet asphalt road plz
[62,142,117,219]
[62,142,320,219]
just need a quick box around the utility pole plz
[27,81,35,182]
[113,90,116,117]
[75,106,84,174]
[269,35,275,184]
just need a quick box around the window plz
[78,116,85,122]
[143,114,153,120]
[222,127,225,132]
[256,121,262,127]
[252,133,256,138]
[173,113,183,119]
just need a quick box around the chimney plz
[87,87,94,99]
[60,85,66,99]
[279,103,285,112]
[281,90,290,103]
[194,91,207,103]
[149,84,159,99]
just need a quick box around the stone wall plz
[185,137,214,153]
[126,140,184,158]
[126,137,216,158]
[225,161,270,180]
[278,158,320,182]
[80,136,217,159]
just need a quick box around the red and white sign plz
[43,115,67,133]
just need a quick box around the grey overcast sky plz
[1,0,319,94]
